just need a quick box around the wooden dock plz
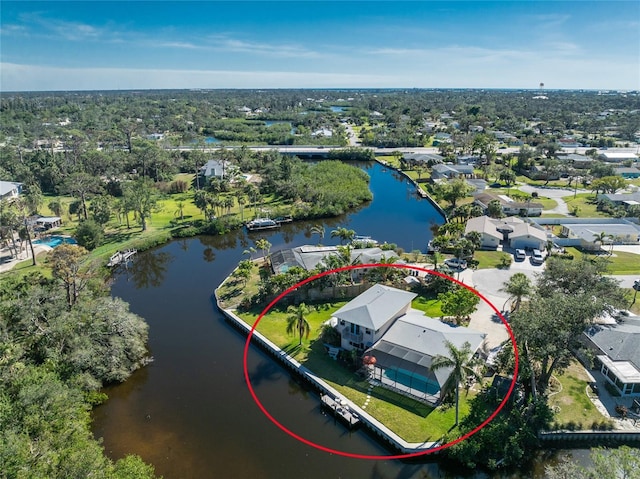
[107,249,137,267]
[321,394,360,428]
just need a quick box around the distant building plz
[199,159,234,180]
[0,181,23,201]
[615,167,640,179]
[403,153,444,165]
[270,245,393,274]
[560,222,640,250]
[598,151,638,163]
[431,164,474,180]
[473,192,544,217]
[598,192,640,209]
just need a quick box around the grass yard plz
[473,250,512,270]
[232,285,473,442]
[548,360,611,430]
[563,193,610,218]
[411,296,443,317]
[535,197,559,210]
[563,247,640,274]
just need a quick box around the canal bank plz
[214,275,440,456]
[91,161,586,478]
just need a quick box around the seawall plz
[214,277,440,455]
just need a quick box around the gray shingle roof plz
[584,316,640,370]
[368,311,486,386]
[332,284,416,330]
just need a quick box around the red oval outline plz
[242,263,519,460]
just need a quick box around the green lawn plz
[548,360,611,430]
[563,193,610,218]
[563,247,640,274]
[536,197,559,210]
[473,250,512,270]
[411,296,443,317]
[236,294,474,442]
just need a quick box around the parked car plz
[444,258,468,270]
[531,249,544,264]
[514,249,526,261]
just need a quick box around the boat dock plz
[107,249,137,267]
[321,394,360,429]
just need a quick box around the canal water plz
[92,162,584,478]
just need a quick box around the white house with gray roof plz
[333,284,415,351]
[584,315,640,397]
[366,312,486,403]
[332,284,486,403]
[0,181,22,201]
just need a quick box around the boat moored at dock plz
[246,218,280,231]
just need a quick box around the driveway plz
[518,184,589,198]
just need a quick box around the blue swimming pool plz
[33,235,77,248]
[384,368,440,395]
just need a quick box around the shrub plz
[75,219,104,251]
[170,180,189,194]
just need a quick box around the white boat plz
[246,218,280,231]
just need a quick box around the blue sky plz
[1,1,639,91]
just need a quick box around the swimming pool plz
[33,235,77,248]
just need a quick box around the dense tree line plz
[0,246,157,478]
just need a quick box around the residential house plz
[559,222,640,250]
[583,315,640,397]
[598,192,640,209]
[35,216,62,230]
[524,165,561,181]
[473,192,543,217]
[464,216,502,250]
[403,153,444,165]
[615,167,640,179]
[334,284,486,404]
[561,153,594,170]
[502,200,544,217]
[598,151,638,163]
[199,159,234,180]
[433,132,452,145]
[270,245,394,274]
[508,223,548,251]
[0,181,23,201]
[431,164,475,180]
[333,284,416,351]
[557,138,581,148]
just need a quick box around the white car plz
[514,249,526,261]
[531,249,544,264]
[444,258,468,270]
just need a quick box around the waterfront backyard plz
[235,298,474,443]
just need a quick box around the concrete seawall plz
[214,281,440,455]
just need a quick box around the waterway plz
[92,161,586,478]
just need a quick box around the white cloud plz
[211,36,324,58]
[2,61,638,92]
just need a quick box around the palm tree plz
[592,231,611,253]
[175,200,185,221]
[310,224,325,245]
[330,226,356,245]
[286,303,311,346]
[500,272,533,313]
[431,340,482,426]
[255,238,272,264]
